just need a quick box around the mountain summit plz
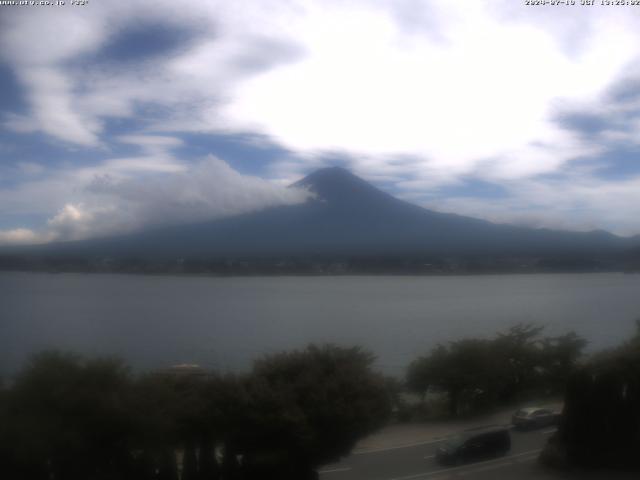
[292,167,394,206]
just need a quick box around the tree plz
[5,351,136,480]
[539,331,588,394]
[238,344,391,479]
[542,321,640,470]
[130,370,240,480]
[407,340,500,416]
[129,374,183,480]
[1,345,393,480]
[493,323,545,401]
[407,324,587,417]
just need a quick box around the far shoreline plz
[1,268,636,279]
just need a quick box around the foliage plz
[3,351,135,480]
[542,320,640,470]
[407,324,587,416]
[0,345,391,480]
[241,345,390,477]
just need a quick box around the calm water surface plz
[2,272,640,376]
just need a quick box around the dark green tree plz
[539,331,588,394]
[5,351,136,480]
[407,324,587,416]
[493,323,545,400]
[2,345,395,480]
[407,340,500,416]
[239,344,391,479]
[129,374,182,480]
[542,320,640,470]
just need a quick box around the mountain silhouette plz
[6,167,635,260]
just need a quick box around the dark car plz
[511,407,560,430]
[435,426,511,465]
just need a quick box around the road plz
[317,426,636,480]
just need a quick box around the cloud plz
[3,1,638,168]
[83,155,311,231]
[0,228,43,246]
[16,162,45,176]
[2,0,640,237]
[0,155,310,246]
[407,168,640,237]
[208,1,636,175]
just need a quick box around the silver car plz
[511,407,560,430]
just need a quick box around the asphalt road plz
[316,425,635,480]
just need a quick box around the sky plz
[1,0,640,245]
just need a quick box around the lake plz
[1,272,640,377]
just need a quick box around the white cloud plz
[3,1,637,165]
[0,228,43,246]
[16,66,102,146]
[0,155,310,245]
[215,1,639,183]
[2,0,640,237]
[6,0,635,166]
[0,4,113,146]
[408,171,640,237]
[117,135,184,151]
[82,155,311,232]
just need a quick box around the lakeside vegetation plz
[2,322,639,478]
[541,321,640,470]
[0,346,390,480]
[406,324,586,418]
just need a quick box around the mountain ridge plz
[1,167,637,266]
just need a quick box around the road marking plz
[319,467,352,474]
[386,449,542,480]
[353,438,442,455]
[541,428,557,435]
[424,454,435,459]
[459,453,539,476]
[458,461,512,476]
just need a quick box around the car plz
[511,407,560,430]
[435,426,511,465]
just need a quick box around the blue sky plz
[1,0,640,244]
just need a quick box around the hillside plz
[1,167,637,273]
